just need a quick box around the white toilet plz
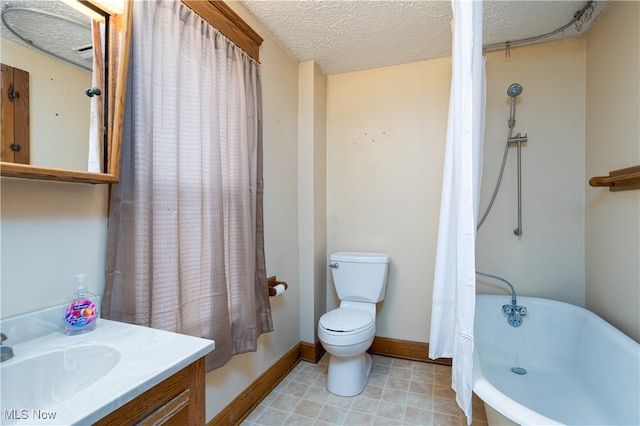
[318,251,391,397]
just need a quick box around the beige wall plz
[298,61,328,344]
[585,0,640,342]
[1,180,109,317]
[326,38,588,342]
[1,39,92,171]
[326,59,450,341]
[0,44,102,319]
[477,38,587,307]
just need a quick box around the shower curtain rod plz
[483,1,596,52]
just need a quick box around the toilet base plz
[326,352,373,397]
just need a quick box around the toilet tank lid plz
[330,252,390,263]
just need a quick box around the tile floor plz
[241,354,488,426]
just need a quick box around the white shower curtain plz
[429,0,485,424]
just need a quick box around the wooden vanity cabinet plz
[94,357,206,426]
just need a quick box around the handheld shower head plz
[507,83,523,130]
[507,83,523,98]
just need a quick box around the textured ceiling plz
[240,0,611,75]
[1,0,94,71]
[0,1,611,76]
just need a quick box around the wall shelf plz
[589,165,640,192]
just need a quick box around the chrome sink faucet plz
[1,333,14,362]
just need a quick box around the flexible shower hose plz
[476,126,517,299]
[476,138,510,231]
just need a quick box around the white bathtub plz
[473,294,640,426]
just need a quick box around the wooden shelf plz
[589,165,640,192]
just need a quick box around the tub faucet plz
[476,271,527,328]
[1,333,14,362]
[502,303,527,327]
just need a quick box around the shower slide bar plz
[589,165,640,192]
[476,83,528,236]
[508,133,528,236]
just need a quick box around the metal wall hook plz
[85,87,102,97]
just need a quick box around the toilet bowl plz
[318,306,376,396]
[318,252,390,397]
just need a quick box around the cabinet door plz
[94,358,206,426]
[1,63,30,164]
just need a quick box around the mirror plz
[0,0,130,184]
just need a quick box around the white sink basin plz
[1,344,120,409]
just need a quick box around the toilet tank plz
[329,252,390,303]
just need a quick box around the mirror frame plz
[0,0,132,184]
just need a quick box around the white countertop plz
[0,306,214,425]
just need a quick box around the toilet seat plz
[319,307,374,335]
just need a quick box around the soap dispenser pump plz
[65,274,100,335]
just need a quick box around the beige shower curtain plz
[102,0,272,371]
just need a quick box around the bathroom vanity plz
[0,305,214,425]
[93,357,205,425]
